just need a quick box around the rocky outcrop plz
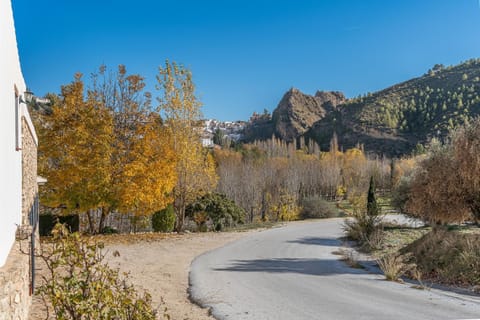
[314,91,346,112]
[272,88,346,142]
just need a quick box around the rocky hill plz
[244,58,480,156]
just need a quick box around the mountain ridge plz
[244,58,480,156]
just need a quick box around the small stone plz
[14,293,20,304]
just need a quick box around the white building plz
[0,0,39,318]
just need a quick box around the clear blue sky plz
[12,0,480,121]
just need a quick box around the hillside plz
[245,59,480,156]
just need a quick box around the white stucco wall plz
[0,0,28,267]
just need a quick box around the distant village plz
[201,119,246,147]
[201,111,272,147]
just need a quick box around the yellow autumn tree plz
[39,66,178,233]
[89,65,177,230]
[117,113,176,216]
[157,60,218,231]
[39,74,114,224]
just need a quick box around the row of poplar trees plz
[36,62,217,233]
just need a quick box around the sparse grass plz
[377,254,411,281]
[372,226,430,258]
[333,247,364,269]
[377,196,399,214]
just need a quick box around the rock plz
[272,88,345,142]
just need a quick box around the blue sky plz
[12,0,480,120]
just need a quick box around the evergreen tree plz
[367,176,380,216]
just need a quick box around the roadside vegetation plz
[35,224,161,320]
[342,119,480,292]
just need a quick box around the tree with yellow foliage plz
[39,66,178,233]
[90,65,177,224]
[116,113,177,217]
[157,61,218,231]
[39,74,114,232]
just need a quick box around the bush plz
[401,229,480,286]
[39,213,79,236]
[343,202,384,251]
[391,176,412,214]
[37,224,157,319]
[101,226,119,234]
[186,193,245,231]
[300,197,342,219]
[152,204,176,232]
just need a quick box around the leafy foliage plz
[406,119,480,225]
[37,224,157,319]
[151,205,176,232]
[157,61,218,231]
[186,193,245,231]
[37,66,177,233]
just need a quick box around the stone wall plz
[21,118,38,225]
[0,241,31,320]
[0,118,38,319]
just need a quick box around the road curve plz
[189,219,480,320]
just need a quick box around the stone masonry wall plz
[0,119,38,319]
[0,241,31,320]
[21,119,38,225]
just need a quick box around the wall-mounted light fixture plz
[23,89,34,104]
[20,89,50,106]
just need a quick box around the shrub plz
[300,197,342,219]
[391,176,412,214]
[101,226,119,234]
[186,193,245,231]
[402,229,480,286]
[152,204,176,232]
[343,207,384,252]
[37,224,157,319]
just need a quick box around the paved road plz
[189,219,480,320]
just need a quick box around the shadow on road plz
[287,237,340,247]
[214,258,367,276]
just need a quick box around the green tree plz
[367,176,380,217]
[186,193,245,231]
[152,204,176,232]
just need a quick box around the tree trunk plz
[174,197,186,232]
[86,209,95,234]
[98,207,108,234]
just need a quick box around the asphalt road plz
[189,219,480,320]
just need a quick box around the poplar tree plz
[157,61,218,231]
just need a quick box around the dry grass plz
[377,254,411,282]
[333,247,364,269]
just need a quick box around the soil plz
[28,230,256,320]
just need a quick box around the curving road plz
[189,219,480,320]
